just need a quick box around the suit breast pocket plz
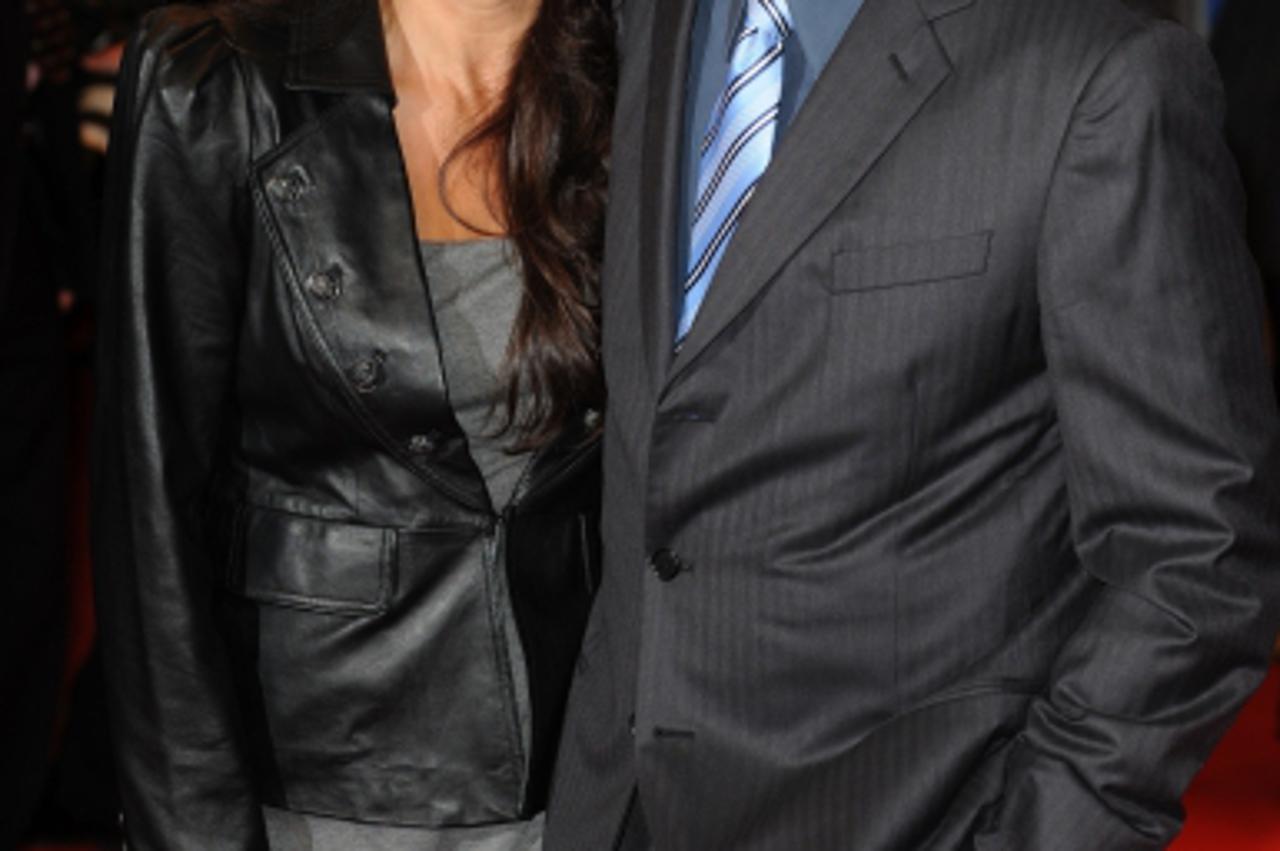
[826,231,993,294]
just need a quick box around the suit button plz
[266,164,311,202]
[627,712,636,736]
[350,350,386,393]
[650,548,684,582]
[304,266,343,301]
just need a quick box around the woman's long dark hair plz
[217,0,615,450]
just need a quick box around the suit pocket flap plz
[228,506,395,615]
[829,231,993,293]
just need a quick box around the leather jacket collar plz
[283,0,395,96]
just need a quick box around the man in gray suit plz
[547,0,1280,848]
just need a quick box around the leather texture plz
[92,6,601,850]
[545,0,1280,849]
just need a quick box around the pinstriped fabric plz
[545,0,1280,848]
[678,0,793,345]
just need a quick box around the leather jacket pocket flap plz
[828,231,993,293]
[228,507,395,616]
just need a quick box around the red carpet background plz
[1172,664,1280,850]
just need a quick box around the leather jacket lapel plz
[253,94,490,512]
[284,0,395,96]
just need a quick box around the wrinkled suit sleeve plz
[92,11,266,850]
[975,20,1280,851]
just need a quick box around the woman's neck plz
[381,0,539,240]
[381,0,539,105]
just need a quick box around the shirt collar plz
[721,0,750,56]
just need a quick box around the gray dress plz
[263,238,540,851]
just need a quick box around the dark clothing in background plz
[12,2,172,845]
[0,1,70,848]
[0,349,68,847]
[1213,0,1280,353]
[2,0,28,312]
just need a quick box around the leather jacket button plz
[304,266,343,301]
[650,548,684,582]
[350,351,386,394]
[266,164,311,202]
[408,432,438,455]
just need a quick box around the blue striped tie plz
[678,0,793,346]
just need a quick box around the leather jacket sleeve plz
[92,10,267,850]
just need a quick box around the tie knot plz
[739,0,793,46]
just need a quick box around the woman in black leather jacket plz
[92,1,614,848]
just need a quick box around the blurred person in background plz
[0,1,76,846]
[4,2,164,847]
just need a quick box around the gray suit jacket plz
[547,0,1280,848]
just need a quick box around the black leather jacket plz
[92,6,600,849]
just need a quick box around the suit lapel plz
[637,0,700,387]
[663,0,962,389]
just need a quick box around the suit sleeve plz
[92,13,267,850]
[977,20,1280,850]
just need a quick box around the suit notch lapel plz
[663,0,957,390]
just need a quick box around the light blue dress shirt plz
[678,0,865,278]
